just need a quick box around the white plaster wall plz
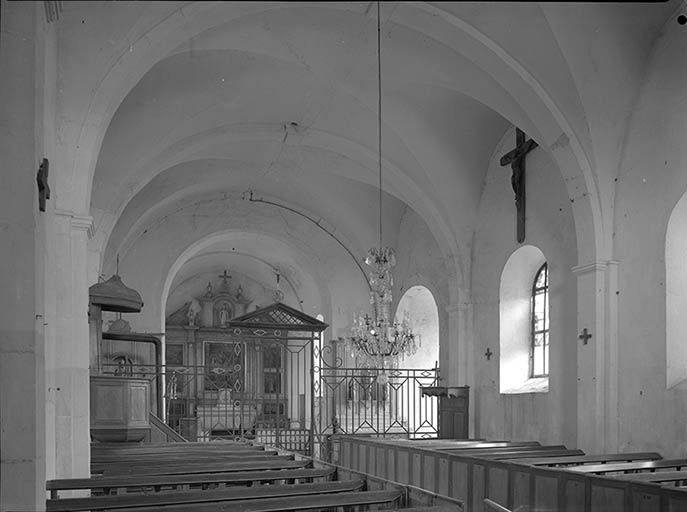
[472,128,578,446]
[612,14,687,456]
[393,207,451,375]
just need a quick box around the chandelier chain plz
[345,2,420,374]
[377,0,383,250]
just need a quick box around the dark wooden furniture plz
[421,386,469,439]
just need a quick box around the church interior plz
[3,1,687,511]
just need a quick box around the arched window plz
[500,245,548,394]
[530,263,549,377]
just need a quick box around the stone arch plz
[499,245,548,393]
[159,230,336,335]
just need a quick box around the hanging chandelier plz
[347,2,419,379]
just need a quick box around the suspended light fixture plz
[347,2,419,381]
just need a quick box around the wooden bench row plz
[48,441,464,511]
[334,435,687,512]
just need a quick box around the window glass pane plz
[535,265,547,288]
[534,293,546,317]
[534,332,545,347]
[543,344,549,374]
[533,346,544,375]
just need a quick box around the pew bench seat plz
[91,453,292,473]
[93,458,308,477]
[46,480,365,511]
[47,467,335,498]
[568,458,687,474]
[513,452,662,467]
[610,470,687,484]
[111,489,404,512]
[91,450,280,464]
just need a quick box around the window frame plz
[530,262,549,378]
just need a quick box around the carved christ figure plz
[500,128,538,243]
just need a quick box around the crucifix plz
[578,328,592,345]
[484,347,493,361]
[218,269,232,289]
[500,128,538,243]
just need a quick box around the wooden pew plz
[47,467,336,498]
[610,470,687,484]
[110,489,404,512]
[568,458,687,474]
[480,448,585,460]
[46,479,365,511]
[513,452,662,467]
[91,453,292,473]
[93,458,308,477]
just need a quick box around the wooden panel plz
[590,484,625,512]
[388,447,396,482]
[376,446,386,479]
[358,443,366,473]
[94,385,125,423]
[473,463,486,512]
[412,452,423,487]
[450,459,469,500]
[487,466,509,506]
[533,474,558,512]
[397,449,410,484]
[631,488,661,512]
[668,493,687,512]
[423,453,437,492]
[129,383,149,425]
[512,470,530,511]
[438,456,450,496]
[564,478,585,512]
[341,439,351,468]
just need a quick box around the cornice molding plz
[55,209,94,238]
[572,260,619,275]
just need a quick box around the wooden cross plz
[218,269,232,287]
[484,347,493,360]
[579,328,592,345]
[500,128,538,243]
[36,158,51,212]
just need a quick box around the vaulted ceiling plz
[84,1,675,320]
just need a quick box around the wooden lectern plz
[421,386,469,439]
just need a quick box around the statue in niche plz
[218,302,230,328]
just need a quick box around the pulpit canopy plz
[89,274,144,312]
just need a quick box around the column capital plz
[55,209,94,238]
[572,260,609,275]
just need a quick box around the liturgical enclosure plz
[93,302,441,456]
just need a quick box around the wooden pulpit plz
[421,386,469,439]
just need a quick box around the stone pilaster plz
[572,260,619,453]
[52,210,93,480]
[0,2,46,509]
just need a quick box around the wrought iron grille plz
[99,335,439,460]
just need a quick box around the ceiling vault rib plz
[243,190,370,288]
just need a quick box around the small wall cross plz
[579,328,592,345]
[484,347,493,360]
